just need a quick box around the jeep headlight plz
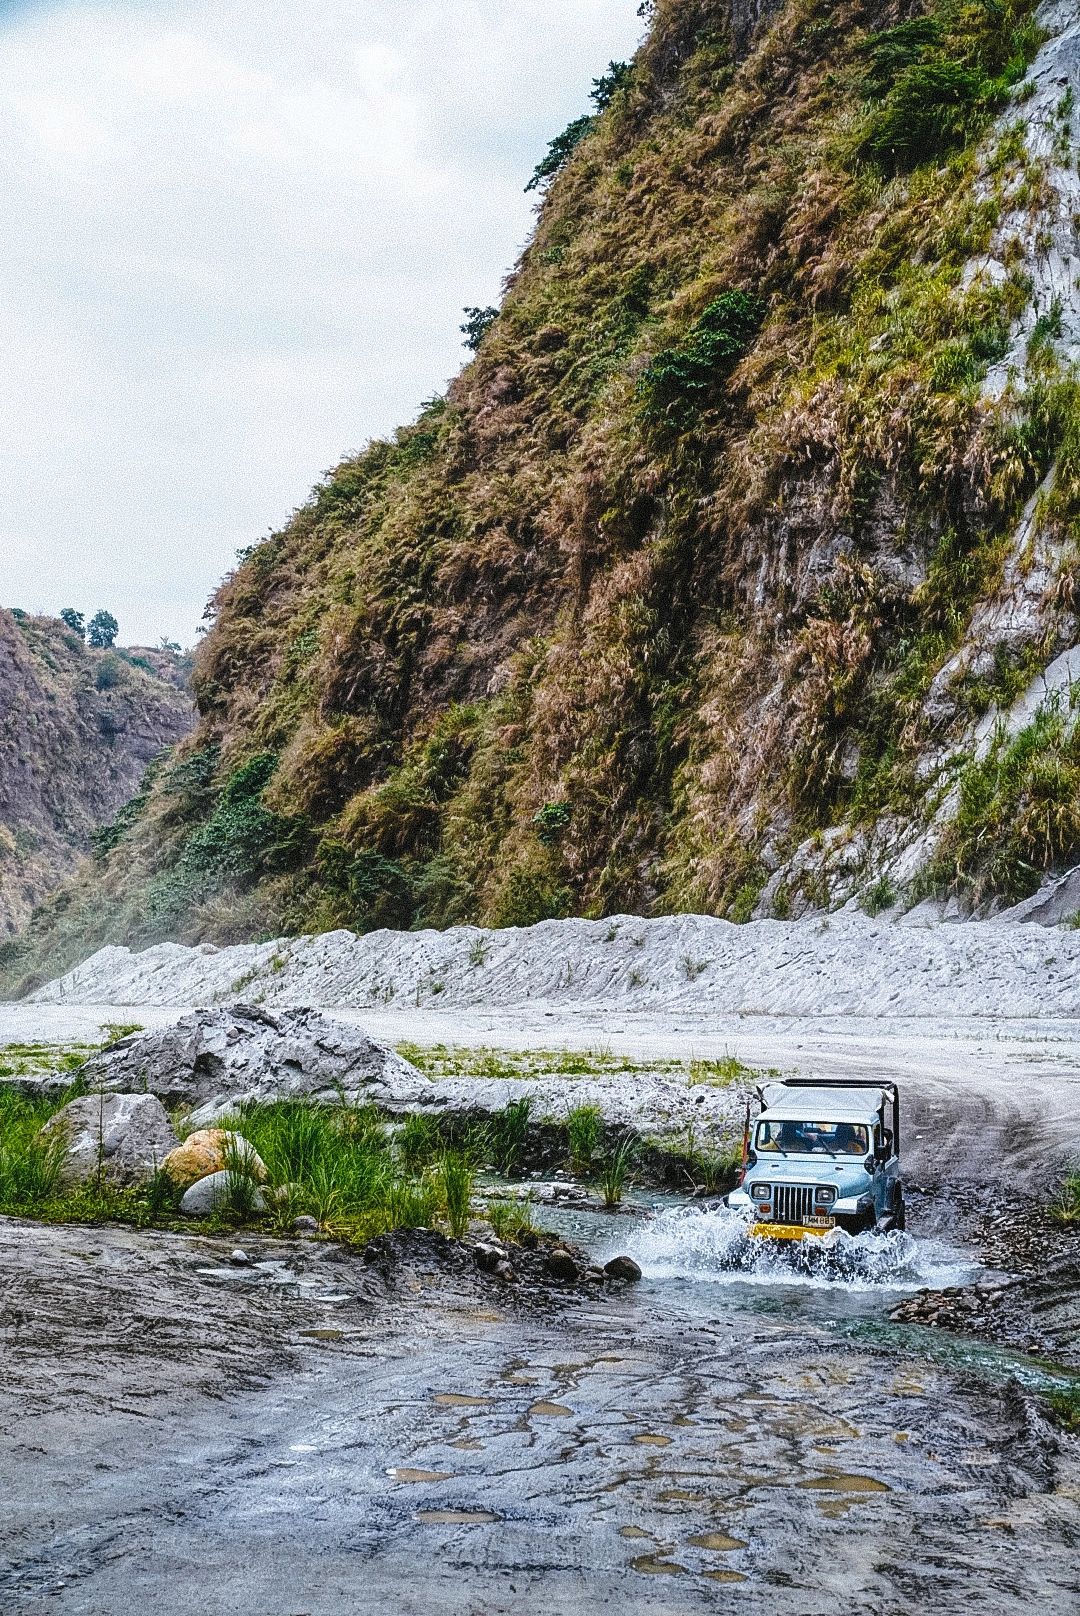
[816,1186,837,1206]
[750,1183,771,1202]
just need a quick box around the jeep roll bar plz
[753,1077,900,1157]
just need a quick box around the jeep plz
[726,1079,904,1240]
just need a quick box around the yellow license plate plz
[751,1221,833,1241]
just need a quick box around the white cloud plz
[0,0,642,645]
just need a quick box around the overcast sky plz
[0,0,643,647]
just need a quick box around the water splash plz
[617,1202,979,1293]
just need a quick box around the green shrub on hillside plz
[494,871,571,929]
[94,656,122,692]
[184,754,304,881]
[526,115,596,193]
[532,802,572,847]
[858,3,1040,173]
[317,843,414,931]
[927,694,1080,903]
[861,59,990,170]
[638,292,766,427]
[461,306,498,351]
[524,60,630,193]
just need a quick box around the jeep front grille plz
[771,1183,816,1224]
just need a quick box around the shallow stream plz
[5,1198,1079,1615]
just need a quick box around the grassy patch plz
[1050,1172,1080,1225]
[397,1042,758,1085]
[486,1196,537,1244]
[1044,1381,1080,1434]
[687,1055,757,1088]
[925,693,1080,903]
[0,1042,98,1080]
[0,1086,486,1242]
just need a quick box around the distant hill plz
[0,610,194,939]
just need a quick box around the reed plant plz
[0,1087,66,1210]
[397,1112,444,1171]
[601,1136,636,1207]
[566,1104,602,1173]
[489,1096,532,1176]
[441,1152,474,1238]
[1051,1172,1080,1225]
[486,1196,536,1243]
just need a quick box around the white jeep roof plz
[758,1085,885,1125]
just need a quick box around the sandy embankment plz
[5,912,1079,1185]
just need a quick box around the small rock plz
[229,1249,251,1266]
[604,1255,643,1283]
[162,1130,267,1190]
[293,1215,320,1233]
[494,1261,515,1282]
[544,1248,580,1283]
[179,1171,266,1218]
[473,1242,503,1273]
[584,1266,606,1284]
[40,1093,179,1187]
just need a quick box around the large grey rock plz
[40,1093,179,1187]
[179,1170,266,1217]
[77,1005,421,1119]
[996,864,1080,927]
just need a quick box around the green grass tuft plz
[486,1196,536,1243]
[441,1151,475,1238]
[566,1103,603,1172]
[601,1135,636,1207]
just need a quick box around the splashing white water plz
[617,1203,978,1293]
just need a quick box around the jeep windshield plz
[756,1120,870,1156]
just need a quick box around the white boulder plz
[40,1093,179,1187]
[179,1170,266,1217]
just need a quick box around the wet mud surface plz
[3,1213,1080,1615]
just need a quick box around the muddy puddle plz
[3,1201,1079,1615]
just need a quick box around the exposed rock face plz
[78,1005,420,1115]
[40,1092,179,1186]
[0,610,193,938]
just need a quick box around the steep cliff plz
[8,0,1080,987]
[0,611,194,939]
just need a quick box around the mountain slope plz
[7,0,1080,989]
[0,611,194,941]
